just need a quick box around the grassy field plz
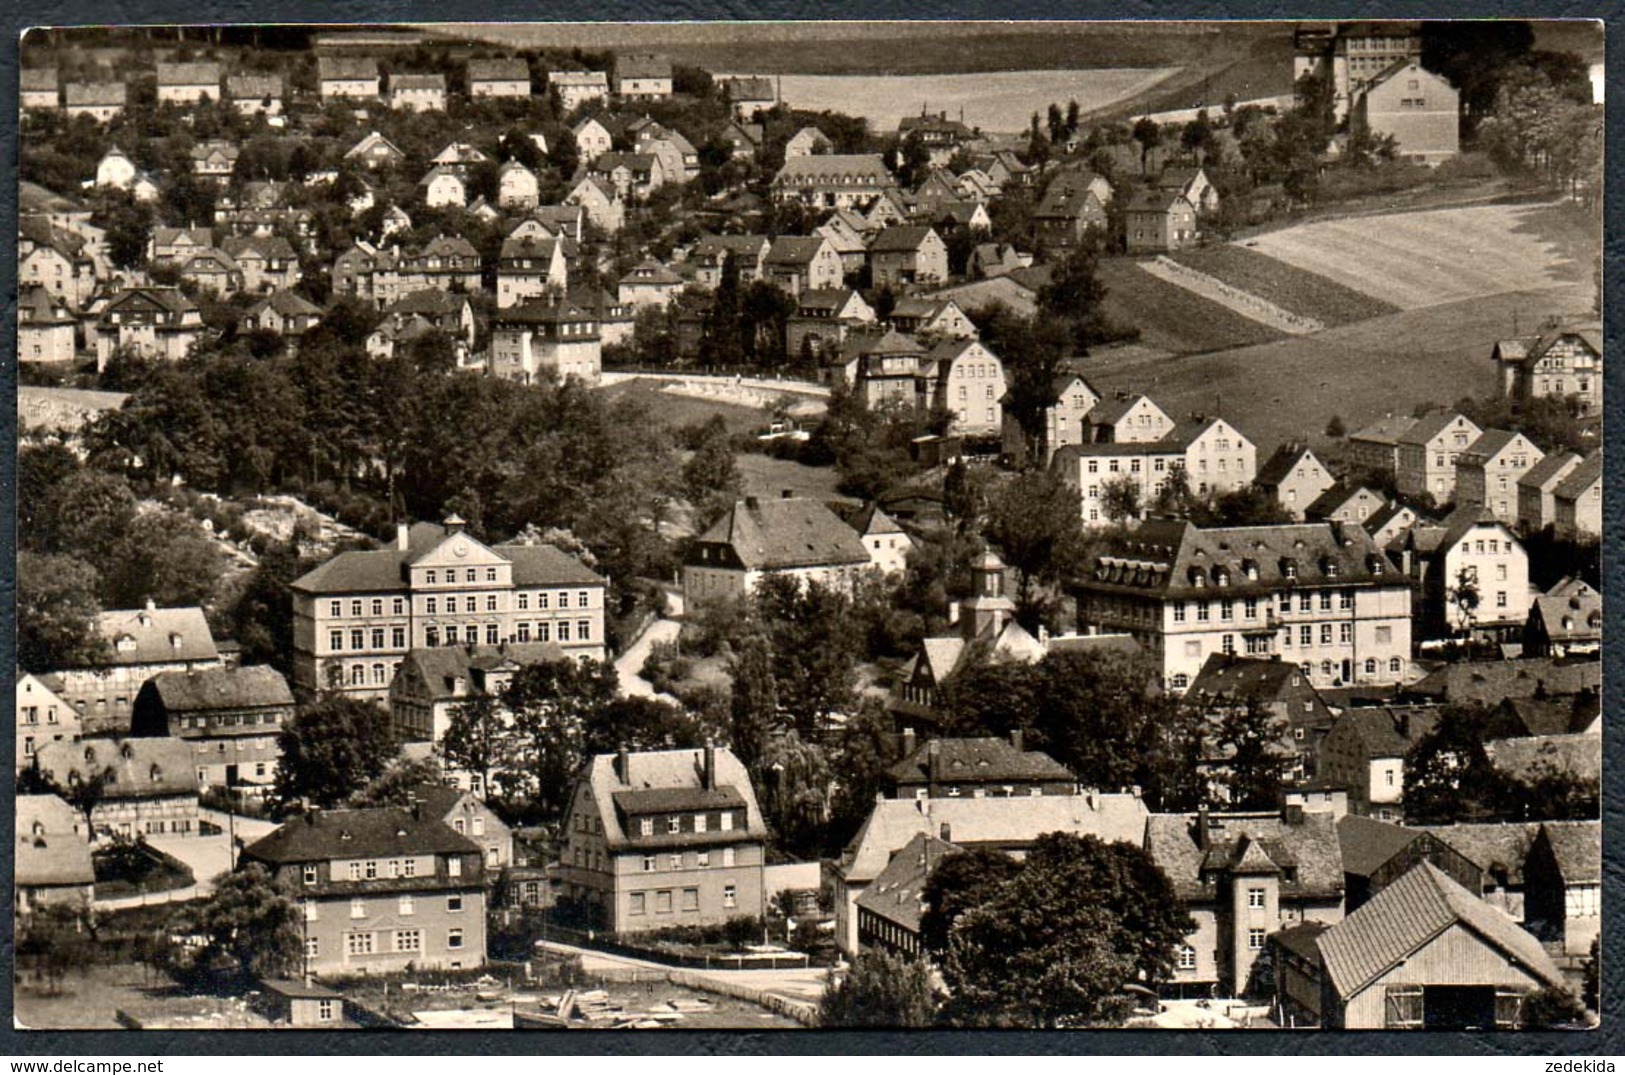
[1168,245,1400,327]
[1088,29,1296,122]
[597,379,771,436]
[1097,258,1286,354]
[1244,200,1593,310]
[736,452,847,503]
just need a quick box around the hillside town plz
[13,20,1603,1034]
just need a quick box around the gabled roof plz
[100,287,199,321]
[1336,814,1423,879]
[1034,181,1104,219]
[1326,706,1439,760]
[65,82,128,106]
[694,496,870,571]
[467,57,530,82]
[292,522,603,594]
[418,165,467,188]
[1125,189,1192,213]
[616,52,672,80]
[1304,483,1380,522]
[1397,410,1478,447]
[226,73,284,98]
[692,233,770,261]
[156,61,222,87]
[1348,413,1418,446]
[394,642,568,703]
[243,806,480,864]
[344,131,404,159]
[392,73,447,92]
[1517,450,1581,493]
[1459,428,1533,464]
[386,289,470,318]
[1255,444,1322,488]
[1535,820,1600,885]
[1486,733,1600,786]
[20,68,58,93]
[764,235,831,267]
[1412,822,1540,883]
[35,738,197,800]
[620,258,682,286]
[835,501,905,538]
[841,792,1148,883]
[1144,811,1343,900]
[89,604,217,667]
[582,747,768,852]
[318,56,379,81]
[853,832,958,934]
[143,665,293,713]
[222,235,298,261]
[16,795,93,888]
[1405,657,1600,704]
[795,288,863,315]
[1316,861,1565,999]
[1528,587,1602,645]
[870,225,938,253]
[551,70,609,86]
[773,154,892,186]
[1187,654,1319,705]
[887,736,1075,787]
[17,284,75,325]
[1553,452,1602,500]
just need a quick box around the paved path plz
[534,940,826,1017]
[614,618,682,703]
[93,811,278,910]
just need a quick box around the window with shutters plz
[1385,985,1424,1029]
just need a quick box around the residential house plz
[616,259,683,309]
[854,832,956,958]
[1494,322,1602,417]
[899,111,974,165]
[565,176,625,234]
[1154,165,1220,213]
[719,75,775,116]
[1072,520,1414,692]
[467,57,531,98]
[865,188,912,230]
[956,170,1000,202]
[613,53,673,100]
[1088,392,1175,443]
[786,288,876,362]
[720,118,764,158]
[411,783,516,874]
[771,154,894,211]
[1055,415,1256,526]
[526,205,584,242]
[1487,733,1600,794]
[869,225,948,288]
[1454,430,1544,524]
[64,81,127,122]
[289,517,607,700]
[1523,579,1601,658]
[388,643,565,789]
[568,285,634,348]
[763,235,844,296]
[318,56,381,100]
[1486,692,1600,740]
[1355,60,1460,166]
[190,141,240,183]
[835,502,915,577]
[1365,501,1423,548]
[244,290,322,341]
[889,297,975,341]
[971,241,1029,280]
[20,68,58,111]
[1522,820,1601,958]
[156,61,222,105]
[783,126,833,159]
[16,674,80,771]
[811,210,871,275]
[555,746,769,932]
[1302,862,1568,1029]
[15,794,94,921]
[1187,655,1337,777]
[1002,372,1100,465]
[1317,706,1440,821]
[20,215,98,309]
[33,738,199,839]
[1305,485,1387,527]
[344,131,406,169]
[1395,411,1481,504]
[927,337,1004,435]
[93,147,138,191]
[94,287,206,371]
[1335,814,1486,913]
[1293,21,1424,122]
[1392,507,1530,643]
[683,494,874,605]
[835,788,1148,955]
[1032,181,1107,252]
[886,732,1077,800]
[175,248,245,297]
[1147,807,1344,997]
[45,602,221,736]
[390,73,446,112]
[573,116,618,161]
[1257,445,1337,520]
[689,234,772,288]
[226,73,284,115]
[637,126,700,183]
[222,235,301,293]
[1402,655,1601,708]
[1345,413,1418,476]
[1552,452,1601,539]
[380,289,476,350]
[489,298,603,385]
[130,666,293,792]
[976,149,1034,189]
[497,161,540,210]
[549,70,609,111]
[240,806,489,974]
[1515,451,1581,533]
[837,330,929,410]
[17,285,79,363]
[496,234,569,309]
[908,169,964,216]
[419,166,468,209]
[589,151,665,200]
[1125,190,1199,253]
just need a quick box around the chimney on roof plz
[397,522,410,551]
[1196,803,1211,850]
[1010,728,1023,753]
[901,727,916,757]
[1284,802,1305,826]
[408,795,423,822]
[616,744,630,784]
[703,742,717,791]
[939,821,951,842]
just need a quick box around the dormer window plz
[1215,568,1231,587]
[1281,559,1298,579]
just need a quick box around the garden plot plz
[1244,201,1581,309]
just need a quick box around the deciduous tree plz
[274,697,399,810]
[818,948,939,1027]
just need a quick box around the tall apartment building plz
[290,517,607,701]
[1072,520,1413,692]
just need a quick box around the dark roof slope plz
[144,666,293,713]
[694,497,870,571]
[1337,814,1421,878]
[887,737,1075,786]
[1145,811,1343,901]
[243,807,480,864]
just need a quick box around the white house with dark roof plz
[1396,411,1481,504]
[1304,485,1387,527]
[1453,429,1544,524]
[16,795,93,920]
[467,57,531,98]
[226,73,284,115]
[93,287,206,370]
[1256,444,1336,520]
[1515,450,1581,532]
[16,673,80,771]
[317,56,381,100]
[683,494,874,605]
[20,68,59,110]
[33,737,200,839]
[290,517,607,700]
[549,70,609,111]
[556,746,768,932]
[496,234,568,308]
[763,235,844,295]
[1391,506,1529,643]
[771,154,894,210]
[64,81,127,122]
[1552,451,1601,539]
[490,297,602,384]
[155,61,222,105]
[390,73,447,112]
[1493,321,1602,417]
[131,665,295,791]
[612,53,673,100]
[44,602,221,737]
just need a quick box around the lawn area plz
[1098,258,1286,354]
[736,452,847,503]
[15,961,162,1029]
[1168,244,1399,326]
[1083,282,1591,458]
[1244,199,1593,310]
[597,379,771,436]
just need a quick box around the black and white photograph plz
[11,18,1605,1036]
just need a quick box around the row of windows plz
[336,928,463,956]
[19,706,62,725]
[306,892,465,920]
[325,588,592,617]
[628,886,735,915]
[641,847,738,871]
[636,812,736,837]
